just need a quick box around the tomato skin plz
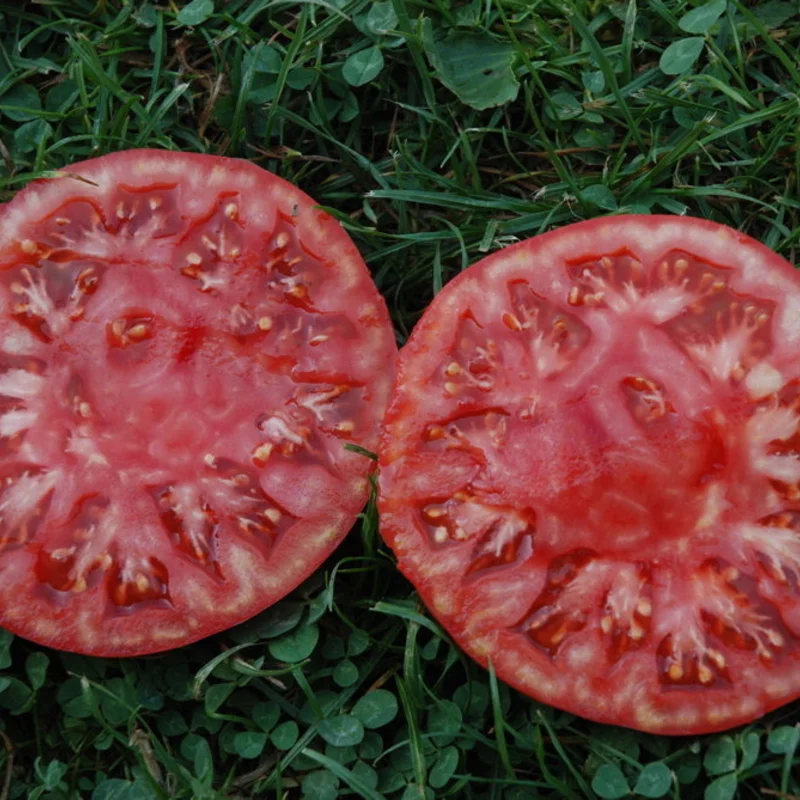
[379,215,800,734]
[0,150,396,656]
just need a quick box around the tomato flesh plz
[379,216,800,734]
[0,150,395,656]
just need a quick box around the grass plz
[0,0,800,797]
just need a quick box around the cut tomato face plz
[378,215,800,734]
[0,150,395,656]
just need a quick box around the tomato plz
[378,215,800,734]
[0,149,395,656]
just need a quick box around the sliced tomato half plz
[0,149,395,656]
[378,215,800,734]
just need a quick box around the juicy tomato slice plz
[378,215,800,734]
[0,149,395,656]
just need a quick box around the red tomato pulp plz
[379,215,800,733]
[0,150,395,656]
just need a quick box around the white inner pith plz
[0,189,359,608]
[414,248,800,688]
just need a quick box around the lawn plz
[1,0,800,798]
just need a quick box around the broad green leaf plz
[268,623,319,662]
[310,95,342,124]
[704,773,737,800]
[204,682,235,715]
[233,731,267,759]
[271,720,299,750]
[220,724,241,755]
[453,681,489,717]
[0,678,33,714]
[581,184,618,211]
[192,708,222,735]
[241,601,303,641]
[421,637,440,661]
[591,763,629,800]
[347,630,370,657]
[318,714,365,747]
[99,678,134,726]
[427,700,462,746]
[133,4,158,27]
[674,753,701,784]
[242,45,281,74]
[252,701,280,733]
[454,0,481,24]
[342,47,384,87]
[366,1,398,35]
[35,758,68,790]
[679,0,726,34]
[180,735,212,782]
[755,0,799,28]
[574,125,615,148]
[659,37,705,75]
[163,662,192,701]
[307,594,328,625]
[333,659,359,688]
[634,761,672,798]
[301,770,339,800]
[704,736,736,775]
[0,633,14,671]
[299,689,339,725]
[351,760,379,789]
[25,652,49,691]
[94,730,115,752]
[582,70,605,93]
[157,710,188,737]
[422,21,519,110]
[13,119,52,154]
[739,731,760,771]
[91,779,157,800]
[91,779,131,799]
[339,92,359,123]
[601,728,640,761]
[546,90,583,121]
[324,744,357,764]
[378,767,406,793]
[176,0,214,26]
[673,106,705,128]
[302,747,385,800]
[767,725,800,754]
[352,689,398,729]
[401,785,434,800]
[135,678,164,712]
[287,67,316,90]
[0,83,41,122]
[389,740,414,773]
[429,746,459,788]
[359,731,383,760]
